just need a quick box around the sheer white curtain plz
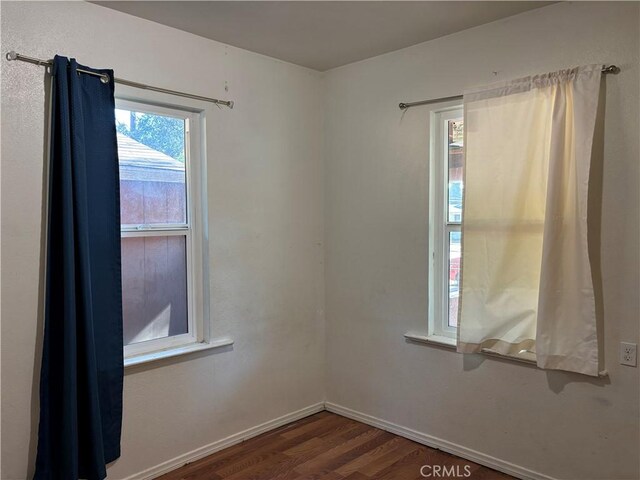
[458,65,602,376]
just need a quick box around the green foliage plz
[117,112,185,162]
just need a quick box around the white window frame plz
[428,106,464,343]
[116,99,211,363]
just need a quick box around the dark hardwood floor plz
[158,411,514,480]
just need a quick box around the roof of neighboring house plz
[117,132,185,183]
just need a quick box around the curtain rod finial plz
[6,51,17,61]
[399,103,408,110]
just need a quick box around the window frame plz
[406,103,568,372]
[115,98,210,362]
[428,106,464,342]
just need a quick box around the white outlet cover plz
[620,342,637,367]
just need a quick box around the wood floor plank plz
[213,423,338,478]
[291,431,394,480]
[179,414,343,479]
[341,473,369,480]
[224,437,332,480]
[294,472,344,480]
[223,452,292,480]
[334,436,404,477]
[246,444,330,480]
[283,437,326,457]
[315,418,364,440]
[355,441,421,477]
[279,423,376,480]
[321,422,371,443]
[159,414,326,480]
[281,414,342,439]
[214,446,285,478]
[268,412,333,438]
[293,429,383,475]
[374,448,431,480]
[157,412,515,480]
[221,428,359,480]
[317,431,396,474]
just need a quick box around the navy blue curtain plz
[34,56,123,480]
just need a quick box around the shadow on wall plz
[27,71,51,479]
[545,77,609,395]
[461,353,611,394]
[588,79,607,382]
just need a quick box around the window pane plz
[116,109,187,225]
[121,235,188,345]
[448,231,461,327]
[447,119,464,223]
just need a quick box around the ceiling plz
[94,1,551,71]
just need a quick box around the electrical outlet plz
[620,342,637,367]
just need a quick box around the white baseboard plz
[120,402,325,480]
[121,401,556,480]
[325,402,557,480]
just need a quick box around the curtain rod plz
[398,64,621,110]
[5,51,234,109]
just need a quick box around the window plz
[116,100,208,361]
[429,107,464,341]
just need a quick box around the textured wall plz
[323,3,639,479]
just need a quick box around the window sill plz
[404,331,537,365]
[405,331,538,365]
[404,332,457,349]
[124,337,234,369]
[404,332,609,377]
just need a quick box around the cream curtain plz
[458,65,602,376]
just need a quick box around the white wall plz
[3,2,639,480]
[1,2,325,478]
[324,2,639,480]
